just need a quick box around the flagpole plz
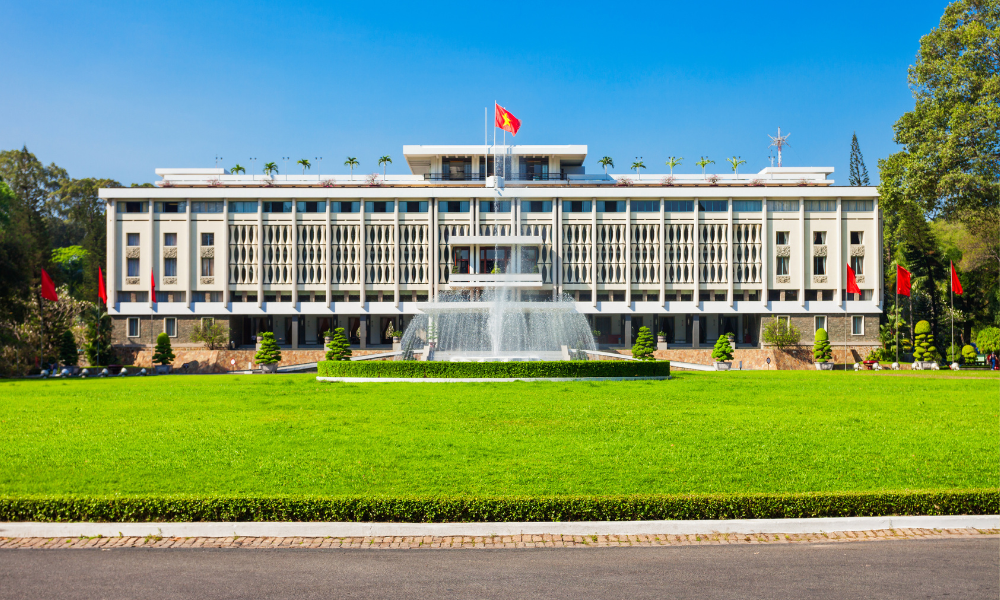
[950,261,954,364]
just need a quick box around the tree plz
[51,177,121,302]
[231,164,245,175]
[190,321,228,349]
[726,156,746,178]
[631,326,655,361]
[631,160,646,180]
[712,334,734,362]
[263,162,278,177]
[813,327,833,362]
[912,320,941,362]
[665,156,683,176]
[696,157,714,176]
[58,329,78,367]
[849,133,870,186]
[378,156,392,180]
[762,319,801,350]
[598,157,614,176]
[254,331,282,365]
[297,159,311,175]
[325,327,352,361]
[152,332,175,365]
[976,326,1000,353]
[962,344,978,362]
[344,157,359,181]
[82,304,114,366]
[50,246,87,299]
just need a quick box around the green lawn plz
[0,371,995,497]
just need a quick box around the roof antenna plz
[767,127,790,167]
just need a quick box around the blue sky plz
[1,1,948,186]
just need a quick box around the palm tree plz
[726,156,747,178]
[378,155,392,180]
[665,156,683,176]
[344,157,359,181]
[696,157,715,177]
[598,156,614,176]
[231,164,245,175]
[297,158,311,175]
[631,160,646,180]
[263,162,278,177]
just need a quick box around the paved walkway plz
[3,527,995,550]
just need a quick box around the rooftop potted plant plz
[712,334,734,370]
[598,156,614,177]
[696,157,715,178]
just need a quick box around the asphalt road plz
[1,539,996,599]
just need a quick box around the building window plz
[127,317,140,338]
[813,231,826,244]
[815,315,826,332]
[776,256,789,276]
[399,201,428,213]
[663,201,694,212]
[331,201,359,213]
[296,201,326,213]
[805,200,836,211]
[229,201,258,213]
[164,233,177,246]
[192,292,222,303]
[777,315,790,326]
[698,200,728,212]
[521,200,552,213]
[851,255,863,275]
[813,256,827,275]
[201,232,214,246]
[479,200,510,213]
[598,200,625,212]
[776,231,789,245]
[852,315,864,335]
[127,258,139,277]
[191,201,224,213]
[843,200,874,212]
[732,200,762,211]
[164,317,177,337]
[562,200,591,213]
[631,200,659,212]
[452,247,470,274]
[202,317,215,328]
[850,231,864,244]
[520,246,539,273]
[201,257,214,277]
[438,201,469,213]
[164,257,177,277]
[263,201,291,213]
[767,200,799,212]
[154,201,185,213]
[365,201,394,213]
[127,233,140,246]
[117,201,147,213]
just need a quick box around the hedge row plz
[1,490,993,522]
[317,360,670,378]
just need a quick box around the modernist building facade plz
[100,144,882,352]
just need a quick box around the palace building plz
[100,143,882,359]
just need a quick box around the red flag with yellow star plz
[494,103,521,136]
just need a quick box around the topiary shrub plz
[254,332,282,365]
[976,326,1000,354]
[712,334,734,362]
[962,345,977,363]
[912,320,940,362]
[632,326,656,361]
[946,344,962,364]
[58,329,78,367]
[813,328,832,363]
[325,327,352,361]
[152,332,175,365]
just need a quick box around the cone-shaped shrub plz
[712,334,734,362]
[254,332,282,364]
[152,332,175,365]
[325,327,352,361]
[59,329,79,367]
[962,344,977,363]
[912,320,940,362]
[813,328,832,362]
[632,326,656,361]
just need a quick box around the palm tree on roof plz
[631,159,646,180]
[726,156,747,178]
[297,158,311,175]
[378,155,392,180]
[344,157,359,181]
[665,156,683,176]
[696,157,714,177]
[598,156,614,177]
[263,162,278,177]
[231,164,245,175]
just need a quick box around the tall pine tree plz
[849,133,870,186]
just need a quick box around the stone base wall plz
[101,348,389,373]
[619,345,881,370]
[111,315,231,346]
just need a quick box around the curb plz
[2,515,996,539]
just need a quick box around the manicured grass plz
[0,372,995,498]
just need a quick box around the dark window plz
[631,200,659,212]
[164,257,177,277]
[127,258,139,277]
[155,201,183,213]
[850,231,863,244]
[201,233,214,246]
[191,201,223,213]
[127,233,140,246]
[785,290,798,301]
[163,233,176,246]
[851,255,864,275]
[120,201,144,213]
[598,200,625,212]
[365,201,394,213]
[201,257,214,276]
[452,247,470,274]
[296,201,326,213]
[479,200,511,213]
[439,201,469,213]
[814,256,827,275]
[732,200,762,211]
[776,231,789,245]
[521,200,551,213]
[398,201,427,213]
[263,201,291,213]
[664,201,694,212]
[813,231,826,244]
[768,290,782,301]
[562,200,591,213]
[776,256,789,276]
[698,200,728,212]
[230,201,258,213]
[331,201,359,213]
[480,247,510,273]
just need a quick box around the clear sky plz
[1,0,949,186]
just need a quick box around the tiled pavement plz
[2,528,996,549]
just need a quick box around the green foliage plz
[190,321,228,350]
[867,347,891,362]
[913,320,942,362]
[976,326,1000,353]
[762,319,801,350]
[712,334,734,362]
[254,332,281,364]
[325,327,352,361]
[152,333,175,366]
[317,361,671,378]
[813,328,832,362]
[0,490,993,523]
[58,329,78,367]
[82,305,114,367]
[962,345,978,362]
[946,344,962,363]
[849,132,870,186]
[631,326,656,361]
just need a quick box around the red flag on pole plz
[896,264,911,297]
[846,264,861,297]
[150,271,157,304]
[40,269,58,302]
[951,261,963,295]
[494,103,521,136]
[98,267,108,305]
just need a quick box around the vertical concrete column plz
[692,315,700,348]
[359,198,366,309]
[187,198,194,309]
[291,315,299,349]
[393,198,400,309]
[835,197,843,304]
[552,196,560,299]
[624,313,632,349]
[761,197,769,305]
[256,199,264,309]
[429,198,437,300]
[659,197,665,309]
[727,197,734,307]
[693,198,700,304]
[325,197,332,310]
[591,197,597,308]
[107,200,116,310]
[291,199,299,306]
[360,314,367,349]
[625,197,631,308]
[798,197,806,307]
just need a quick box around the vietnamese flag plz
[150,271,157,304]
[40,269,58,302]
[494,103,521,136]
[951,261,963,295]
[98,267,108,305]
[896,264,911,297]
[846,264,861,297]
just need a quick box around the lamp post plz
[282,157,289,181]
[316,157,323,182]
[250,158,256,181]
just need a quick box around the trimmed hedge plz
[0,490,993,522]
[317,360,670,378]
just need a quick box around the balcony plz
[445,273,544,288]
[448,235,543,245]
